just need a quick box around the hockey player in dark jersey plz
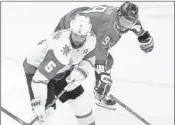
[54,2,154,110]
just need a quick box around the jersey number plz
[45,60,56,73]
[102,36,110,45]
[82,5,108,13]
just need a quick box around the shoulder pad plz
[48,30,72,65]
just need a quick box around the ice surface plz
[1,2,174,125]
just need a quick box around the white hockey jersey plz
[24,29,96,85]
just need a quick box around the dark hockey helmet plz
[119,1,139,22]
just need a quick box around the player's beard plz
[70,33,86,49]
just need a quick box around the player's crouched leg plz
[23,59,55,125]
[53,70,85,103]
[51,70,95,125]
[45,79,58,109]
[70,89,95,125]
[55,70,95,125]
[94,54,116,109]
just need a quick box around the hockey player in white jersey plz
[23,15,96,125]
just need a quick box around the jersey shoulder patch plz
[48,30,72,65]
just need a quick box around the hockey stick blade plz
[95,103,116,110]
[1,107,28,125]
[29,89,66,125]
[110,94,152,125]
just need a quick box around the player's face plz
[118,15,136,29]
[71,32,86,46]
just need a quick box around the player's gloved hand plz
[31,99,46,122]
[139,38,154,53]
[138,31,154,53]
[65,65,87,91]
[95,73,113,97]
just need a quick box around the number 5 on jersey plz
[45,60,56,72]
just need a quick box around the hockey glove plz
[31,99,46,122]
[138,31,154,53]
[95,73,113,97]
[65,65,87,92]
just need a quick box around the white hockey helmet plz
[70,15,92,36]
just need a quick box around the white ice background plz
[1,2,174,125]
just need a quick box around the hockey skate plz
[94,90,116,110]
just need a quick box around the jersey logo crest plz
[61,45,71,56]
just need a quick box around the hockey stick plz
[110,95,152,125]
[28,89,66,125]
[1,107,28,125]
[1,89,66,125]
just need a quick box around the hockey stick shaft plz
[29,89,66,125]
[1,107,28,125]
[110,95,151,125]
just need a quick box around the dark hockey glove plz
[95,72,113,97]
[138,31,154,53]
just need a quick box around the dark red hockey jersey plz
[54,5,145,64]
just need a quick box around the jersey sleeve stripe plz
[76,109,93,118]
[32,79,48,85]
[83,59,94,68]
[83,48,95,60]
[83,49,95,67]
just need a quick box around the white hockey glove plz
[64,65,87,92]
[31,99,46,122]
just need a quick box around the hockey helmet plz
[119,1,139,22]
[70,15,92,36]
